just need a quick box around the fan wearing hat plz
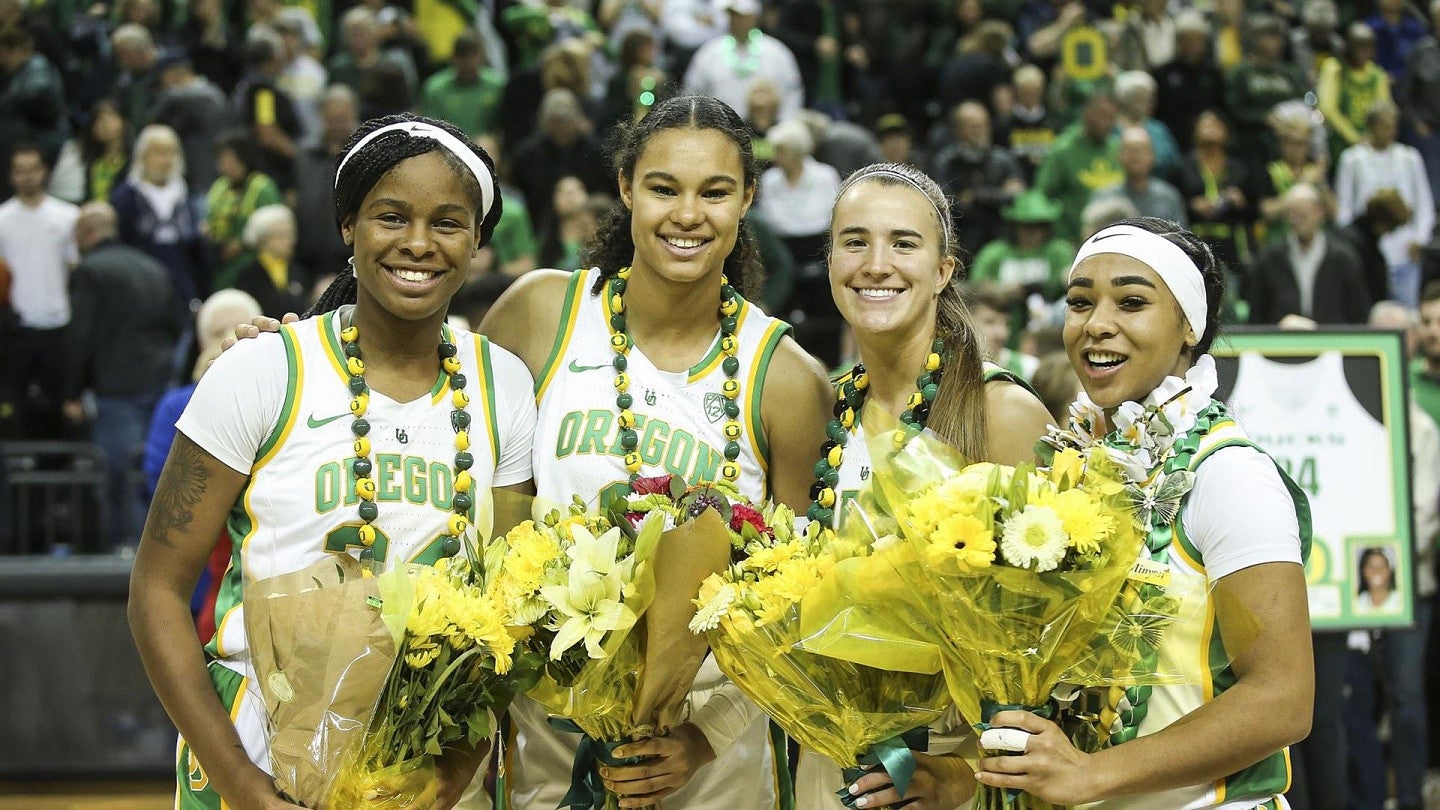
[1318,23,1392,157]
[970,189,1074,301]
[683,0,805,124]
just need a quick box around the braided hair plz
[306,113,504,317]
[582,95,765,300]
[1105,216,1228,355]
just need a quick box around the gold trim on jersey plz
[742,320,790,493]
[255,326,304,472]
[535,270,587,402]
[475,334,501,468]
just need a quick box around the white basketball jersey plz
[511,268,791,809]
[831,362,1031,529]
[532,268,791,505]
[185,310,532,671]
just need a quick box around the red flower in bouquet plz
[630,474,676,496]
[729,503,772,537]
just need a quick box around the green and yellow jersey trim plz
[744,320,793,493]
[254,326,304,472]
[318,311,448,398]
[475,334,501,468]
[535,270,586,401]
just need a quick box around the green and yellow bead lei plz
[807,337,946,524]
[341,319,474,563]
[606,266,745,484]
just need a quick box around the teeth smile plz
[1086,351,1126,366]
[857,288,900,300]
[392,268,437,283]
[666,237,706,249]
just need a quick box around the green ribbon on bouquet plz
[974,699,1057,806]
[837,726,931,807]
[548,718,641,810]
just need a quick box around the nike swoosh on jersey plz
[568,360,610,373]
[307,412,350,428]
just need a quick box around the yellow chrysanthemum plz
[743,540,805,573]
[1041,488,1114,554]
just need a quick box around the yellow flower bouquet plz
[689,515,953,808]
[836,411,1205,810]
[244,490,547,808]
[495,485,731,810]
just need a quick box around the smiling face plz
[828,179,955,343]
[341,150,479,323]
[619,127,753,287]
[1361,550,1392,594]
[1063,254,1195,409]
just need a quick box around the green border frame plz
[1211,328,1415,630]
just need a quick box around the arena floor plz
[0,781,173,809]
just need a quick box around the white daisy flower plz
[999,505,1070,572]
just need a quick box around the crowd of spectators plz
[1,0,1440,805]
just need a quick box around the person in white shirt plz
[1335,101,1435,276]
[968,217,1313,810]
[683,0,804,124]
[757,118,841,267]
[0,145,79,438]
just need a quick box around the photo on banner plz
[1210,328,1415,631]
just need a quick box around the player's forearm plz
[129,583,276,807]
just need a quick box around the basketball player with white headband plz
[130,113,537,810]
[957,217,1315,810]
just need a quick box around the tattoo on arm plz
[150,438,211,548]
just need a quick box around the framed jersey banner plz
[1210,328,1415,631]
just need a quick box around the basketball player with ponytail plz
[797,165,1054,808]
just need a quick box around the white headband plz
[335,121,495,221]
[1069,224,1208,338]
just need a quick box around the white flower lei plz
[1045,355,1220,533]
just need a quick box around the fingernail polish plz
[848,784,859,795]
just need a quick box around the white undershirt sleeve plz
[174,333,288,475]
[688,681,764,758]
[488,344,537,487]
[1180,444,1304,580]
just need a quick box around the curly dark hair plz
[1103,216,1228,355]
[308,113,503,317]
[582,94,765,299]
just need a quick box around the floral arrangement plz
[826,407,1206,810]
[689,502,952,806]
[499,483,733,810]
[327,550,546,806]
[244,491,548,809]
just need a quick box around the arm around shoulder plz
[478,268,574,378]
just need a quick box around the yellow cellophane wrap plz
[245,490,544,808]
[527,509,731,809]
[705,541,952,774]
[828,409,1216,809]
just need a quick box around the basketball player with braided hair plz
[130,113,537,810]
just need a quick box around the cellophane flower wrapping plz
[842,408,1209,810]
[500,483,731,810]
[689,503,951,798]
[244,490,546,808]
